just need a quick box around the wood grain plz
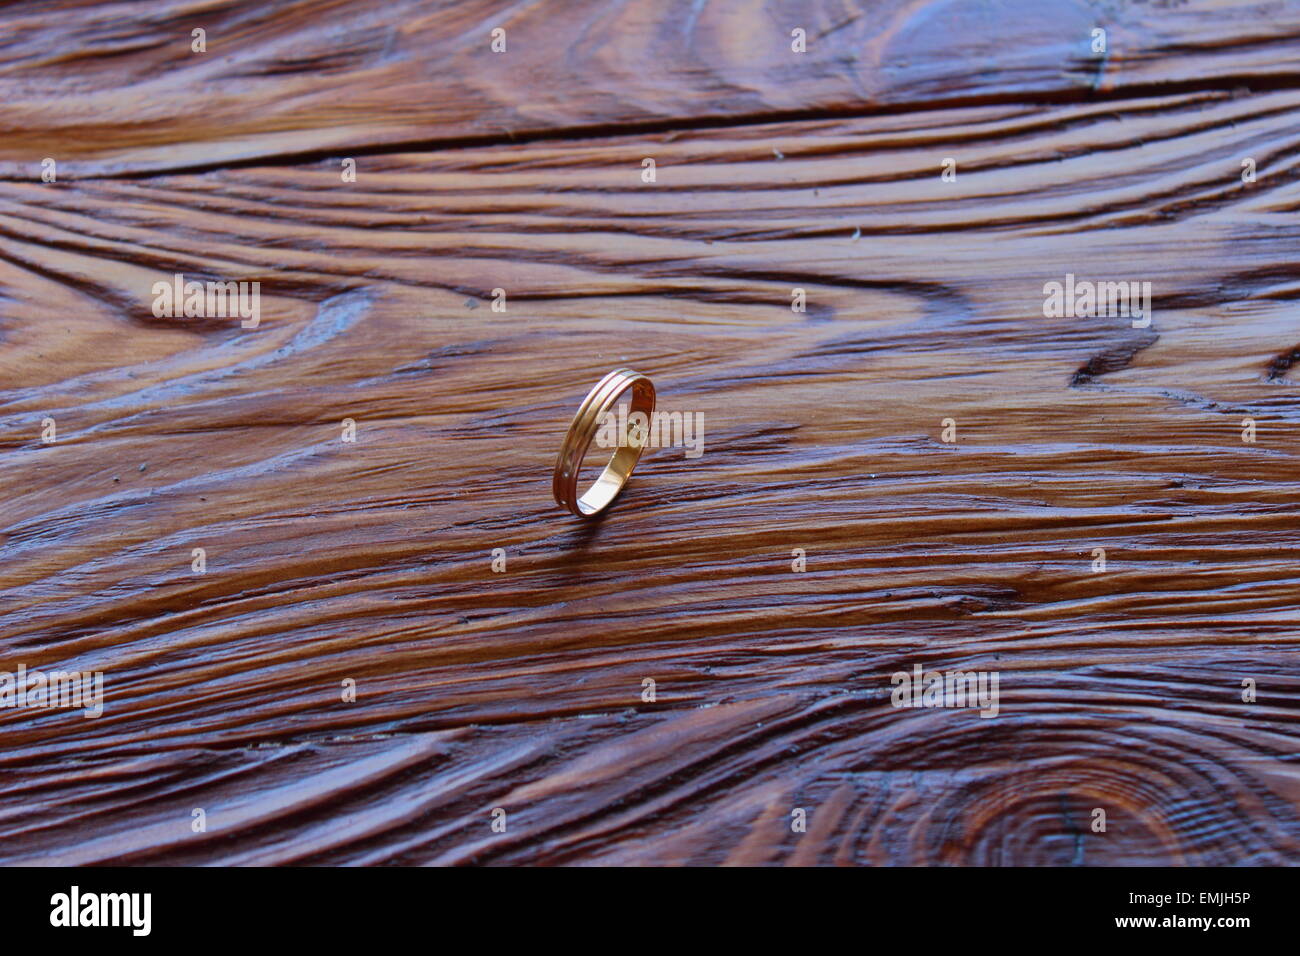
[4,0,1300,176]
[1,1,1299,866]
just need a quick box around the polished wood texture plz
[1,1,1298,865]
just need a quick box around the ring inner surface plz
[575,379,654,515]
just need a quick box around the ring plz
[553,368,656,516]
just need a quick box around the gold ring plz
[553,368,655,516]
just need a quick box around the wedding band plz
[553,369,655,516]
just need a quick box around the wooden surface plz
[1,0,1298,866]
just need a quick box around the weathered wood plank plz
[1,11,1299,865]
[3,0,1300,176]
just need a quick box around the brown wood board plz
[0,1,1298,866]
